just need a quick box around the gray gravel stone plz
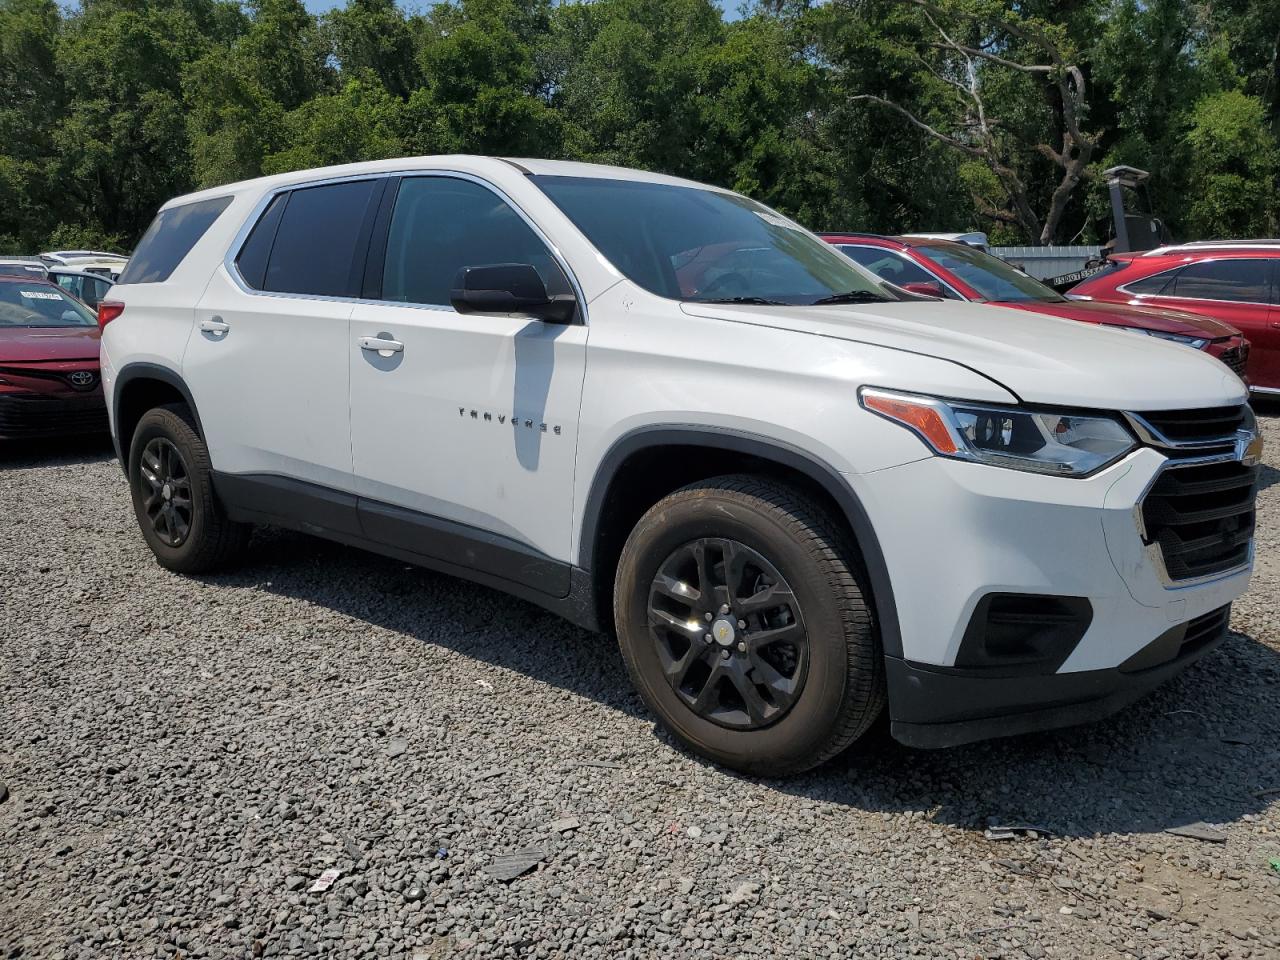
[2,414,1280,959]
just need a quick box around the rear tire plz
[614,475,885,776]
[128,404,249,574]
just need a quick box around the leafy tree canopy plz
[0,0,1276,252]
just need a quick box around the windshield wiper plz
[689,296,788,305]
[808,290,893,306]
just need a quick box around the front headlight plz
[859,388,1137,477]
[1118,327,1210,350]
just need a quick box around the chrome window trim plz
[836,244,966,300]
[222,169,590,324]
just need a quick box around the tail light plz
[97,300,124,329]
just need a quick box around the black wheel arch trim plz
[578,424,904,660]
[111,362,205,473]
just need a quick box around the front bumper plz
[889,604,1230,747]
[850,446,1253,747]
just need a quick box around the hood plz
[0,325,101,363]
[680,299,1245,410]
[999,298,1240,339]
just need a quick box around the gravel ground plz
[3,412,1280,960]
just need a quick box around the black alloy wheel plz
[648,537,808,730]
[138,437,193,547]
[614,475,886,776]
[128,403,249,573]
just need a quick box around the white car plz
[47,266,115,308]
[99,157,1260,775]
[40,250,128,280]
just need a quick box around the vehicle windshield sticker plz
[754,210,801,230]
[19,290,62,300]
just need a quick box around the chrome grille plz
[1132,405,1249,445]
[1140,460,1257,582]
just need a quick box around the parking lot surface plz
[3,414,1280,960]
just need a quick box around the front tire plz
[614,475,885,776]
[128,404,249,574]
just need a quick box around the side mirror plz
[450,263,577,324]
[901,280,945,298]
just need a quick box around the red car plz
[0,276,106,440]
[1069,242,1279,394]
[821,234,1250,381]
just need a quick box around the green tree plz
[325,0,420,99]
[408,0,564,155]
[0,0,65,249]
[51,0,230,241]
[1184,90,1279,238]
[550,0,721,170]
[264,77,408,173]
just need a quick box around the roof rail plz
[1145,240,1280,255]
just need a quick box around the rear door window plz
[1170,259,1271,303]
[119,196,233,284]
[262,180,381,297]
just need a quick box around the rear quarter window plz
[119,196,233,284]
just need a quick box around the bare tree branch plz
[926,42,1053,74]
[841,0,1096,243]
[848,94,983,157]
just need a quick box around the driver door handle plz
[199,317,230,334]
[359,336,404,353]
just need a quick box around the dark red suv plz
[1069,243,1278,393]
[821,234,1250,381]
[0,276,106,439]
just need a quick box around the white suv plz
[99,157,1261,775]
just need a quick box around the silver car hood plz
[680,299,1247,411]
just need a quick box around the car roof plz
[47,266,115,279]
[159,155,729,210]
[0,260,49,277]
[1142,242,1280,257]
[819,233,966,251]
[40,250,127,261]
[819,233,908,248]
[0,274,58,287]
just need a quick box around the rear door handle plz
[199,318,230,335]
[359,336,404,354]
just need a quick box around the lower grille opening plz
[1141,460,1256,582]
[955,594,1093,676]
[1119,605,1231,674]
[0,395,108,436]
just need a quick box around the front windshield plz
[532,175,894,305]
[0,282,97,327]
[920,243,1062,303]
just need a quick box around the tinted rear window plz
[263,180,380,297]
[119,196,233,284]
